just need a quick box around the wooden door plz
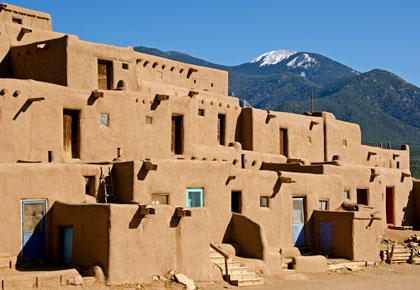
[319,222,333,256]
[292,197,305,246]
[63,114,72,159]
[63,110,80,159]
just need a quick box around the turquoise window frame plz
[186,188,203,207]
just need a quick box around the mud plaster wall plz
[323,165,414,227]
[107,205,215,284]
[49,203,110,274]
[0,163,99,256]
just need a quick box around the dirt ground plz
[34,263,420,290]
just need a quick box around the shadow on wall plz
[403,189,416,228]
[222,213,267,260]
[17,202,51,270]
[0,51,11,78]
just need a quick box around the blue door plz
[62,227,73,265]
[21,200,47,261]
[292,197,305,246]
[186,188,203,207]
[319,222,333,256]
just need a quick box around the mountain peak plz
[250,49,296,66]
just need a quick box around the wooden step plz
[230,277,264,287]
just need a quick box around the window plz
[343,191,350,200]
[343,139,347,147]
[151,194,169,205]
[198,109,205,116]
[357,188,368,205]
[100,113,109,127]
[145,116,153,124]
[260,197,269,208]
[98,59,113,90]
[279,128,288,156]
[187,188,203,207]
[171,115,183,155]
[319,200,328,210]
[122,63,129,70]
[217,114,226,145]
[84,176,95,197]
[12,17,22,24]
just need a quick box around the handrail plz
[210,243,230,282]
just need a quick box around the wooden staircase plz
[210,245,264,287]
[385,245,412,264]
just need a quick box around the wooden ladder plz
[100,167,115,203]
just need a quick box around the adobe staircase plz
[210,246,264,287]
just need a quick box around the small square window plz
[198,109,205,116]
[151,194,168,205]
[344,191,350,200]
[122,63,129,70]
[319,200,328,210]
[187,188,203,207]
[100,113,109,127]
[145,116,153,124]
[260,197,269,208]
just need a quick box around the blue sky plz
[7,0,420,86]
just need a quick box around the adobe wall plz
[323,165,414,227]
[0,4,52,31]
[0,78,240,163]
[239,108,324,162]
[49,203,110,274]
[313,210,382,261]
[0,163,100,257]
[107,205,215,284]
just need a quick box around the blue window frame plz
[186,188,203,207]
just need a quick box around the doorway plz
[60,227,73,265]
[231,191,242,213]
[319,222,333,256]
[171,115,183,155]
[292,197,305,246]
[21,200,47,262]
[63,109,80,159]
[217,114,226,146]
[386,187,394,226]
[357,188,368,205]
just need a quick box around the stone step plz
[230,277,264,287]
[221,266,249,275]
[210,252,224,259]
[83,276,96,286]
[211,257,232,264]
[215,261,241,268]
[229,272,257,281]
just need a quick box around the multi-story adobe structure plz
[0,3,419,286]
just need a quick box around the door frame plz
[21,199,48,261]
[292,196,306,246]
[385,186,395,226]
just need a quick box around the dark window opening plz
[357,188,368,206]
[12,17,22,24]
[145,116,153,124]
[98,59,112,90]
[84,176,95,197]
[231,191,242,213]
[63,109,80,159]
[122,63,129,70]
[218,114,226,145]
[396,161,400,169]
[171,115,183,155]
[198,109,205,116]
[386,187,394,225]
[279,128,288,156]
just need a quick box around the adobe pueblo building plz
[0,3,420,287]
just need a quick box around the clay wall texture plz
[0,3,418,285]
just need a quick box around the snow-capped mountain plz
[286,53,317,69]
[251,49,297,66]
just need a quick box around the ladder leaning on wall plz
[100,167,116,203]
